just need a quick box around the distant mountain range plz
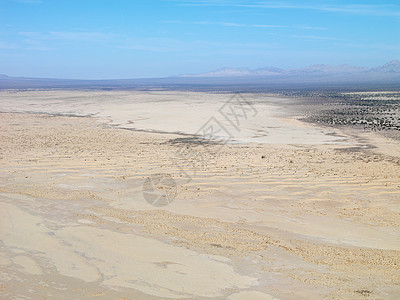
[181,60,400,77]
[1,60,399,91]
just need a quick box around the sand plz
[0,90,399,299]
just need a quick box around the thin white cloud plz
[174,1,400,18]
[19,31,42,37]
[165,20,327,31]
[292,35,340,41]
[16,0,42,4]
[307,4,400,17]
[48,31,111,41]
[336,42,400,51]
[299,26,327,31]
[23,38,41,45]
[119,45,173,52]
[18,31,113,44]
[195,40,276,48]
[119,37,189,52]
[17,31,112,52]
[220,21,285,28]
[164,20,285,28]
[118,37,278,53]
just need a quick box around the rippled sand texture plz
[0,91,400,299]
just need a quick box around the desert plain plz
[0,90,399,299]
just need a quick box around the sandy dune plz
[0,90,399,299]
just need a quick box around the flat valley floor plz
[0,90,399,299]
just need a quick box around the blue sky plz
[0,0,399,79]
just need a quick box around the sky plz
[0,0,399,79]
